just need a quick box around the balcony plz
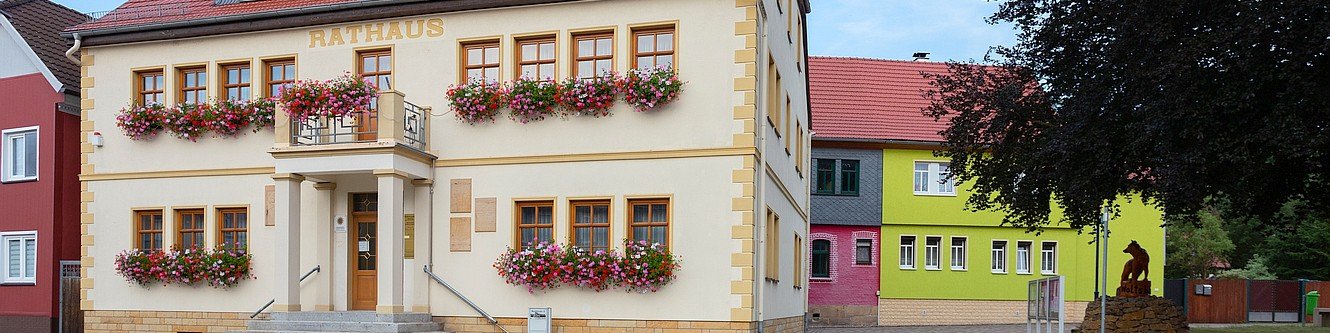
[269,90,435,180]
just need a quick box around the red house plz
[0,1,86,332]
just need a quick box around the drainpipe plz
[64,33,82,65]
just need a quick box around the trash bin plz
[1309,291,1321,316]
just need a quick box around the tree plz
[1260,201,1330,280]
[924,1,1330,231]
[1164,207,1234,279]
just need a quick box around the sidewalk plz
[811,324,1080,333]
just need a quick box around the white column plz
[312,182,336,311]
[374,170,407,314]
[272,173,305,312]
[410,179,434,313]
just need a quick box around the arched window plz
[811,239,831,278]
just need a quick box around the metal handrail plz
[251,265,321,318]
[424,264,510,333]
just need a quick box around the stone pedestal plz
[1080,296,1188,333]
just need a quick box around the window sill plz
[852,263,874,267]
[812,192,860,197]
[991,270,1008,274]
[0,281,36,286]
[1041,271,1058,276]
[1016,271,1033,275]
[1,177,38,184]
[924,267,941,271]
[810,277,832,282]
[950,267,967,271]
[912,192,957,197]
[899,266,915,270]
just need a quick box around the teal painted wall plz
[879,148,1165,302]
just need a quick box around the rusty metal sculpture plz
[1116,240,1151,297]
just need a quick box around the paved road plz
[811,324,1080,333]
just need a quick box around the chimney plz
[912,52,931,62]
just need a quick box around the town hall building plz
[68,0,812,332]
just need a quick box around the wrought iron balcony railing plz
[280,90,430,152]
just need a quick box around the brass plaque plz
[404,214,415,259]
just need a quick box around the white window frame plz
[2,126,39,183]
[923,235,942,270]
[991,239,1007,273]
[1,231,37,285]
[912,161,955,196]
[1015,240,1032,274]
[1040,241,1058,275]
[898,235,916,269]
[949,236,967,271]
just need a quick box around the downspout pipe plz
[64,33,81,65]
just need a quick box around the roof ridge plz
[809,55,951,65]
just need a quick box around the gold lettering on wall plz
[308,18,445,48]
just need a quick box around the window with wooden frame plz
[631,25,675,70]
[217,208,248,250]
[764,210,780,282]
[573,31,614,79]
[136,70,165,106]
[175,209,205,250]
[627,198,670,247]
[569,200,611,253]
[785,0,795,43]
[793,234,803,288]
[220,63,252,101]
[515,201,554,249]
[462,40,501,82]
[134,210,163,251]
[177,67,208,105]
[358,49,393,89]
[263,58,296,98]
[515,36,556,80]
[784,96,793,155]
[767,59,783,137]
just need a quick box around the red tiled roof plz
[809,56,955,143]
[70,0,359,31]
[1,0,86,89]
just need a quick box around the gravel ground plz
[810,324,1080,333]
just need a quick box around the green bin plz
[1309,291,1321,316]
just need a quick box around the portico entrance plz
[350,192,378,311]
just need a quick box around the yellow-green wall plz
[880,148,1165,301]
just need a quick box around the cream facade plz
[74,0,810,332]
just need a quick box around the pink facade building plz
[808,225,880,326]
[0,1,85,332]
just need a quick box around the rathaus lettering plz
[308,18,444,48]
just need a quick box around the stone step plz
[229,331,449,333]
[248,320,442,332]
[270,311,434,323]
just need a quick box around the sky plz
[54,0,1018,62]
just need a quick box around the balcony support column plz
[410,179,434,313]
[312,182,336,311]
[374,169,408,314]
[271,173,305,312]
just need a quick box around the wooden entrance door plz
[350,193,378,311]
